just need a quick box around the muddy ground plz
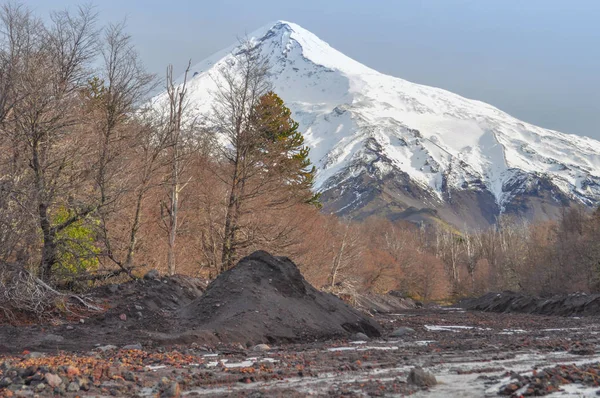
[2,307,600,397]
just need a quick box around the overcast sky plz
[26,0,600,139]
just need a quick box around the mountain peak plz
[245,20,373,76]
[167,21,600,229]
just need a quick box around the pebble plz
[77,377,90,391]
[122,343,143,350]
[44,373,62,388]
[67,382,80,392]
[23,352,45,359]
[350,332,369,341]
[252,344,271,352]
[123,371,136,382]
[66,365,80,378]
[161,382,181,398]
[390,327,416,337]
[96,345,118,352]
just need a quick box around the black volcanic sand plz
[0,251,380,353]
[459,291,600,317]
[176,251,382,344]
[3,308,600,397]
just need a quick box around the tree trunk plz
[39,202,57,281]
[167,157,178,275]
[330,224,349,288]
[32,139,57,282]
[221,183,238,272]
[125,188,144,268]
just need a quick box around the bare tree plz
[91,21,156,277]
[211,39,271,271]
[329,221,359,288]
[160,61,195,276]
[0,4,100,281]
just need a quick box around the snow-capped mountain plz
[174,20,600,229]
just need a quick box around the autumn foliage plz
[1,3,599,313]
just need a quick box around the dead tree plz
[161,61,194,276]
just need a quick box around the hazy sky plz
[27,0,600,139]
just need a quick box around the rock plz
[144,269,160,280]
[252,344,271,352]
[96,345,118,352]
[79,319,85,324]
[66,366,80,378]
[107,284,120,294]
[44,373,62,388]
[122,343,142,350]
[350,332,369,341]
[21,366,37,378]
[0,377,12,388]
[34,383,46,393]
[123,372,136,382]
[10,376,23,386]
[502,383,521,394]
[40,334,64,344]
[161,382,181,398]
[159,377,171,387]
[119,313,127,321]
[65,325,74,330]
[407,367,437,387]
[23,352,45,359]
[77,377,90,391]
[134,305,143,311]
[390,327,416,337]
[67,382,80,392]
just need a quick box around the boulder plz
[407,367,437,387]
[144,269,160,280]
[390,327,416,338]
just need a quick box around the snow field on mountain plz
[163,20,600,207]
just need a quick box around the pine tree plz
[253,91,320,206]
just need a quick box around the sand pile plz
[178,251,382,344]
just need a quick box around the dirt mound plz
[89,274,207,332]
[178,251,382,344]
[459,291,600,316]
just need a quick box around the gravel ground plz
[2,307,600,397]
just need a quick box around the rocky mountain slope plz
[170,20,600,229]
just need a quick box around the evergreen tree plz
[253,91,320,207]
